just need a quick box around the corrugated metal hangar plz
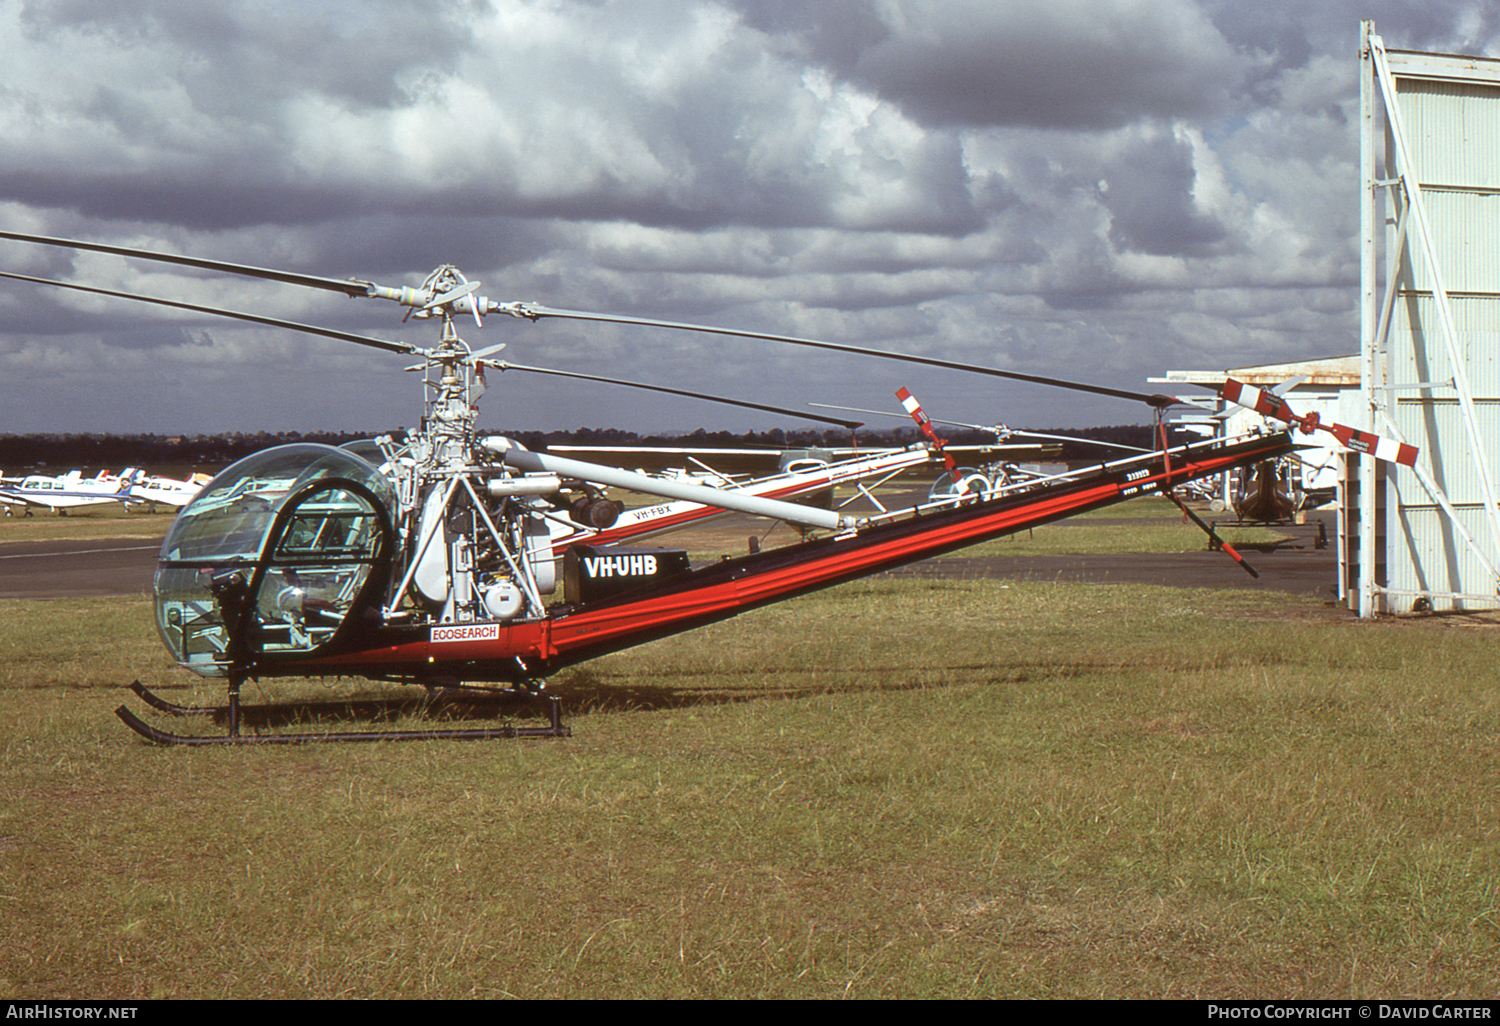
[1358,23,1500,616]
[1158,26,1500,618]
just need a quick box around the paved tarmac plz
[680,505,1341,598]
[0,538,161,600]
[0,512,1339,601]
[881,513,1339,598]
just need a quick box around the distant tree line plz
[0,423,1164,472]
[0,431,377,472]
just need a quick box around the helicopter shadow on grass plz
[553,661,1009,717]
[125,676,948,732]
[129,654,1117,734]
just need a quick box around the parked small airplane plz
[128,472,212,510]
[0,469,139,515]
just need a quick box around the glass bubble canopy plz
[154,444,396,676]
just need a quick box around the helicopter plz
[1,229,1396,746]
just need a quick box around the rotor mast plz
[408,265,492,471]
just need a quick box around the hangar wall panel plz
[1389,296,1500,391]
[1364,37,1500,612]
[1386,503,1499,601]
[1395,81,1500,190]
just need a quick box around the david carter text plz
[1209,1007,1492,1020]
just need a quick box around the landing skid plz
[126,681,219,716]
[117,680,571,746]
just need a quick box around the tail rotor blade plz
[1217,378,1419,467]
[1326,422,1420,468]
[896,387,962,485]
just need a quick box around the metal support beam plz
[1359,21,1380,617]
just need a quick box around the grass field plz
[2,503,1498,998]
[0,504,177,542]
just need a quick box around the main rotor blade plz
[813,399,992,434]
[1003,428,1151,454]
[491,361,864,431]
[0,230,374,297]
[4,230,1173,409]
[0,270,421,357]
[499,303,1175,408]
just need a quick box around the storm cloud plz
[0,0,1495,436]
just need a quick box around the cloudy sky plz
[2,0,1498,438]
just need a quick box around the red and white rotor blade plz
[1219,378,1299,423]
[1218,378,1419,468]
[896,387,933,433]
[1325,422,1420,468]
[896,387,962,484]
